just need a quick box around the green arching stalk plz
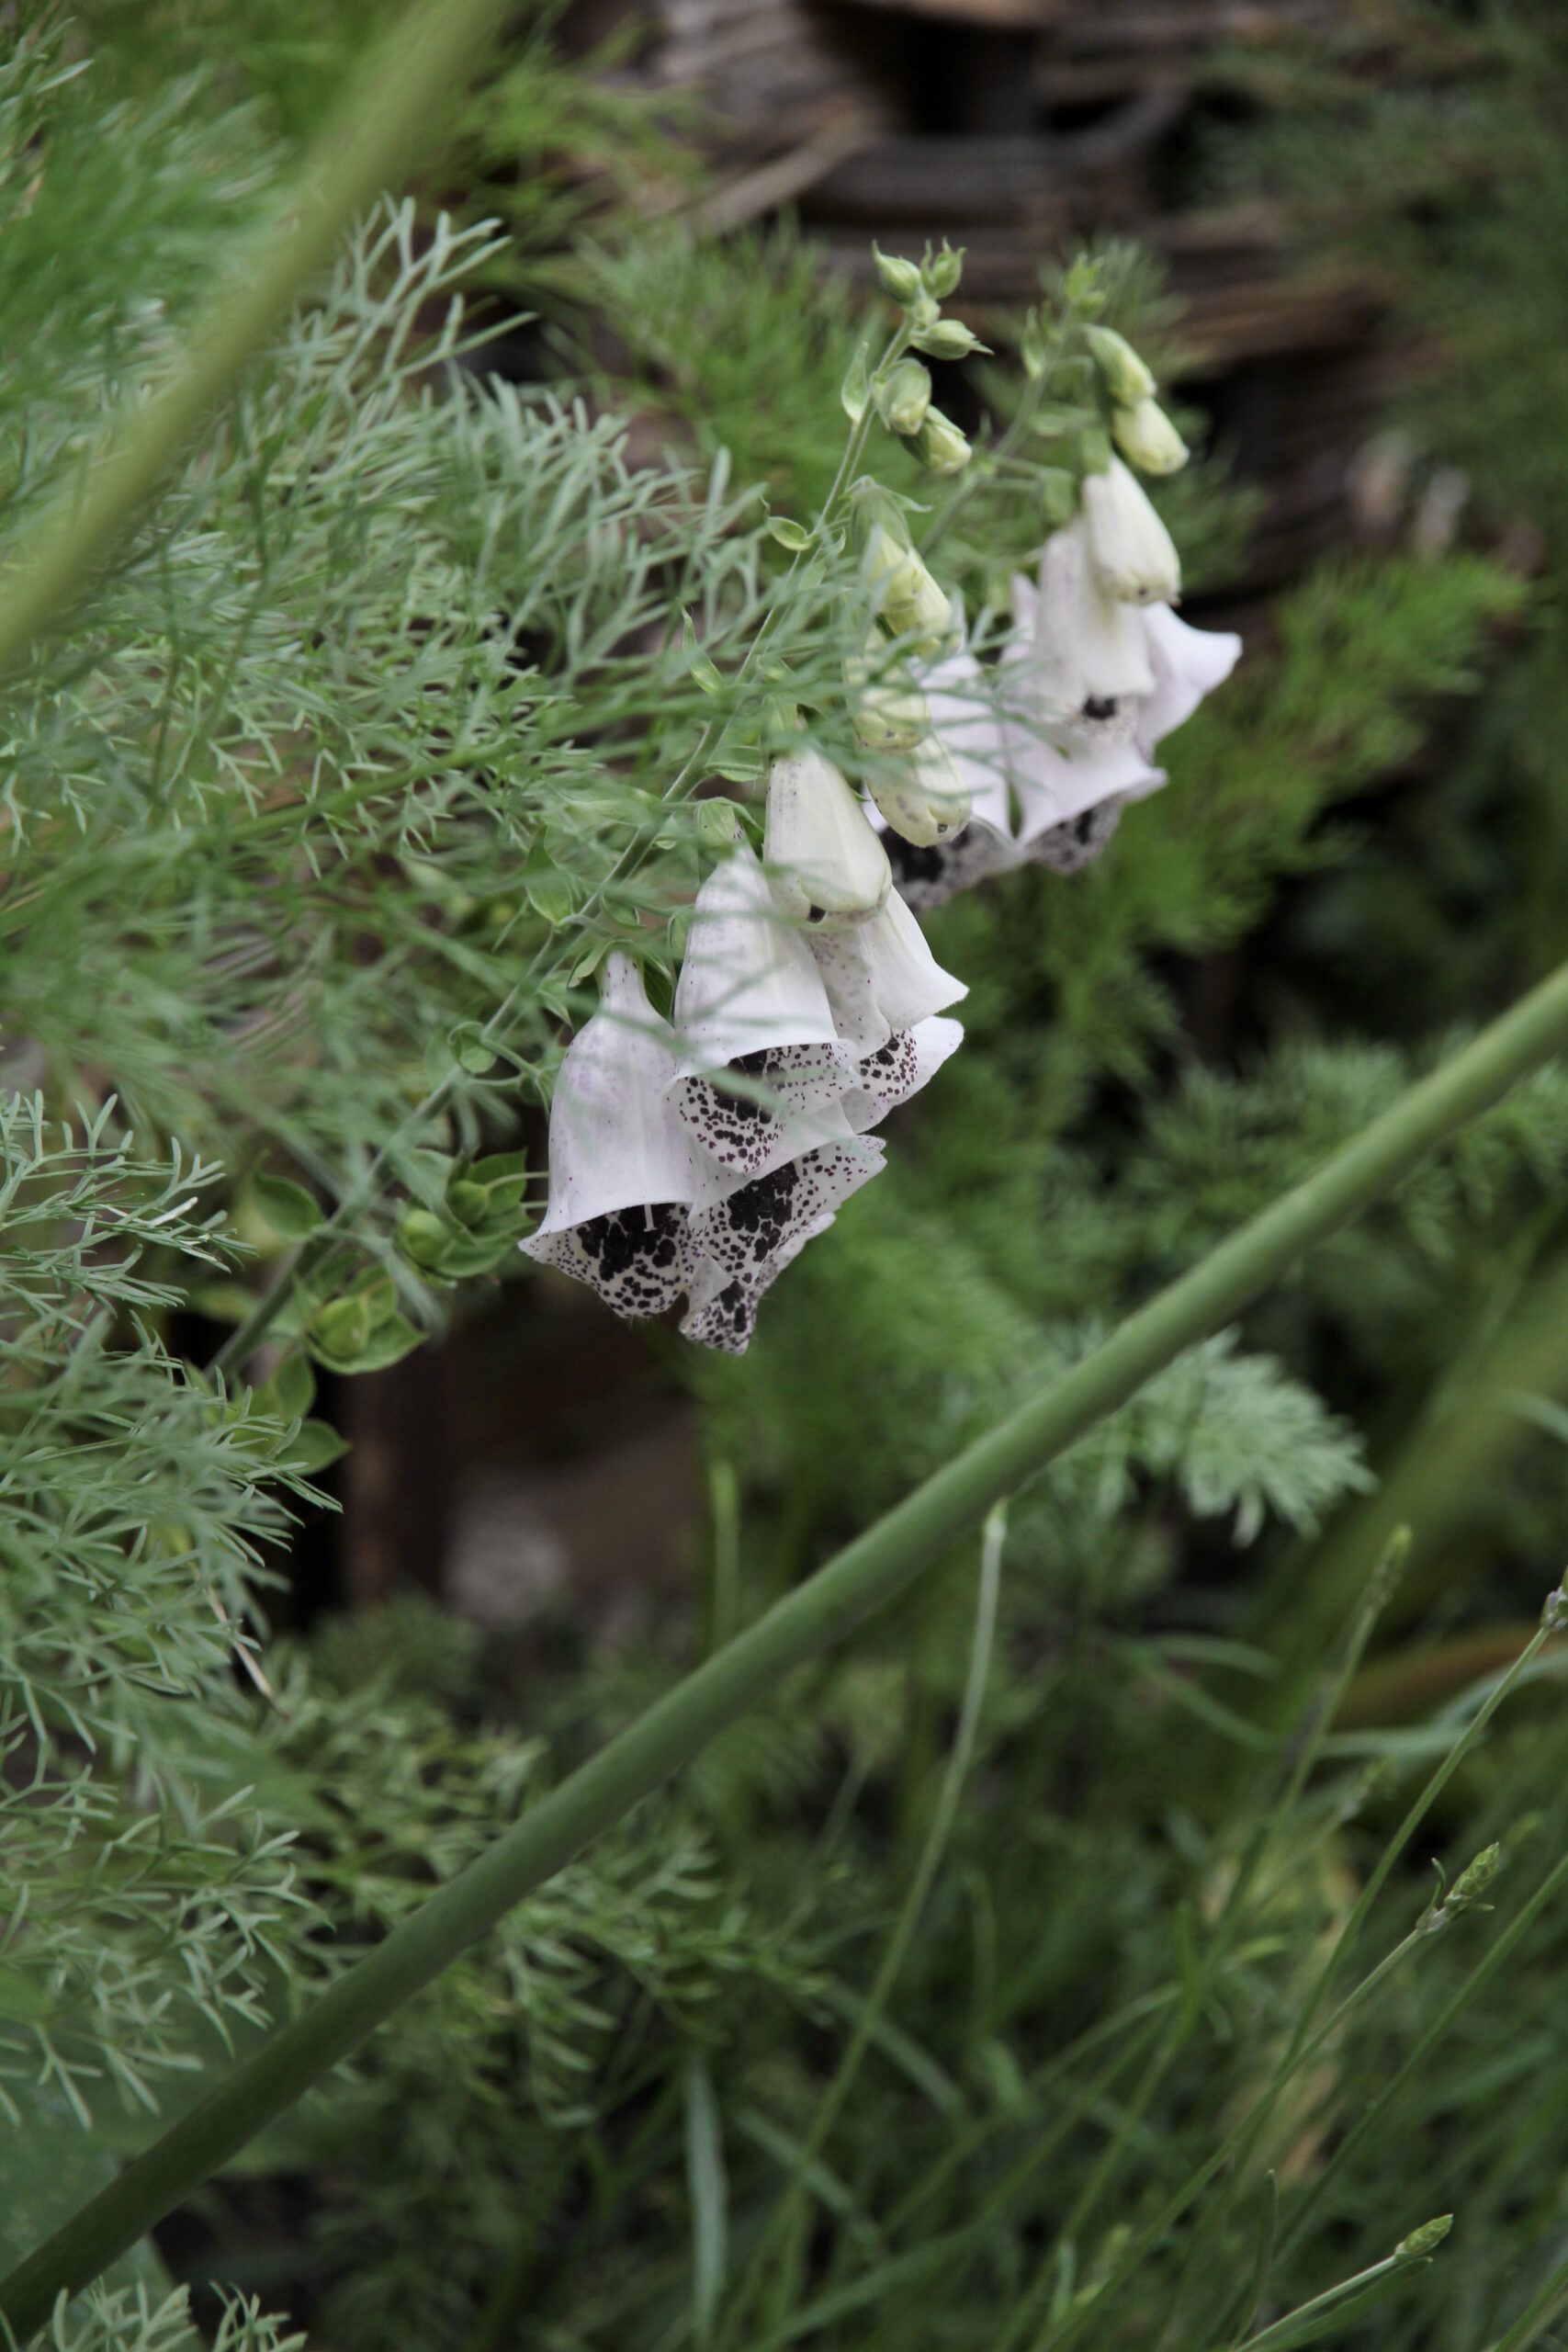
[11,956,1568,2338]
[0,0,513,684]
[736,1507,1006,2340]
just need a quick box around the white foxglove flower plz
[1080,458,1180,605]
[1112,399,1189,476]
[520,953,697,1318]
[671,841,858,1191]
[808,884,967,1054]
[885,552,1240,909]
[764,744,890,928]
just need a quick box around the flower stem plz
[10,954,1568,2337]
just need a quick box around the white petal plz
[679,1083,860,1210]
[524,951,695,1238]
[764,745,890,925]
[524,1201,696,1320]
[1009,722,1163,842]
[919,646,1011,836]
[674,840,842,1073]
[1030,520,1156,735]
[840,1015,964,1132]
[689,1135,885,1284]
[679,1212,834,1354]
[1080,458,1182,605]
[1134,604,1242,754]
[812,888,967,1044]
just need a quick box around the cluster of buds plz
[859,240,983,477]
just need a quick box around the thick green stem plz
[0,0,511,683]
[10,956,1568,2338]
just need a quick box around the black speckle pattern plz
[1029,795,1124,875]
[845,1031,919,1125]
[1081,695,1119,722]
[691,1138,880,1280]
[682,1276,760,1355]
[672,1043,855,1176]
[887,820,1017,913]
[530,1199,694,1319]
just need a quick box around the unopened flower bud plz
[764,744,891,928]
[1086,325,1156,406]
[923,240,964,299]
[862,522,954,653]
[1395,2216,1453,2262]
[1445,1842,1501,1910]
[873,244,923,306]
[1113,398,1189,476]
[881,358,933,437]
[1081,456,1180,605]
[914,406,972,475]
[847,633,930,752]
[867,732,972,847]
[911,317,985,362]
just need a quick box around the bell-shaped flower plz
[807,883,968,1054]
[1026,519,1156,748]
[865,729,973,849]
[520,953,698,1319]
[1080,458,1181,605]
[671,841,858,1191]
[764,743,891,929]
[1112,399,1188,477]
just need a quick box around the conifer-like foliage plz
[9,8,1568,2352]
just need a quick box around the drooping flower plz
[671,842,861,1201]
[881,537,1240,910]
[520,953,698,1318]
[764,743,891,928]
[807,882,968,1055]
[1080,458,1181,605]
[861,520,954,654]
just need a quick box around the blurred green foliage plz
[9,6,1568,2352]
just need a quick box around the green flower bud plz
[1112,397,1189,476]
[1086,325,1156,405]
[881,358,932,437]
[846,632,930,752]
[1395,2216,1453,2262]
[311,1293,375,1360]
[910,318,985,362]
[922,239,964,299]
[873,243,923,306]
[861,522,954,654]
[913,405,972,475]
